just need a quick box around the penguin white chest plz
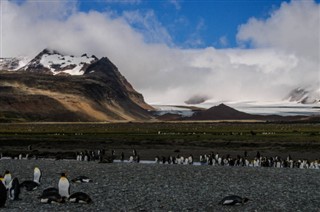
[4,174,11,188]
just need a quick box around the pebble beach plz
[1,159,320,211]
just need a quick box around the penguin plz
[20,167,41,191]
[0,176,7,207]
[71,176,92,183]
[132,149,137,157]
[188,155,193,165]
[8,178,21,200]
[121,152,124,162]
[3,171,12,189]
[219,195,249,206]
[58,173,70,198]
[20,180,39,191]
[40,187,59,197]
[40,192,64,204]
[33,167,42,184]
[155,156,159,163]
[68,192,92,204]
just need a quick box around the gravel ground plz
[0,159,319,212]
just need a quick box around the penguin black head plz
[60,173,66,177]
[4,171,9,175]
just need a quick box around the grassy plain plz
[0,122,319,160]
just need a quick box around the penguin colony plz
[0,167,93,207]
[155,151,320,169]
[74,149,320,169]
[154,151,320,169]
[1,149,319,169]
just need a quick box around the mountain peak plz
[286,87,319,104]
[21,49,98,75]
[207,103,237,112]
[40,48,62,56]
[190,103,253,120]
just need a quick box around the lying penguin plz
[8,178,21,201]
[40,192,65,204]
[39,187,62,204]
[41,187,59,196]
[20,167,42,191]
[219,195,249,206]
[68,192,93,204]
[71,176,92,183]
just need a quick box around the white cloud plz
[1,0,319,104]
[122,10,173,45]
[184,18,206,48]
[237,0,320,61]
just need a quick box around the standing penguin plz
[33,167,42,184]
[58,173,70,198]
[121,152,124,162]
[8,178,21,200]
[0,176,7,207]
[3,171,12,189]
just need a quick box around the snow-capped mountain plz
[0,57,30,71]
[20,49,98,75]
[286,87,320,104]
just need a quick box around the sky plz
[1,0,319,104]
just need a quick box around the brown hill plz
[0,52,153,122]
[188,104,306,121]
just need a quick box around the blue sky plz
[78,0,295,48]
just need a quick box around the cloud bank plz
[1,0,319,104]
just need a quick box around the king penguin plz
[41,187,59,196]
[68,192,92,204]
[219,195,249,206]
[40,192,64,204]
[8,178,21,200]
[0,176,7,207]
[3,171,12,189]
[58,173,70,198]
[71,176,92,183]
[33,167,42,184]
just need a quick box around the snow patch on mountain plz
[39,52,97,75]
[0,57,30,71]
[286,87,320,104]
[152,105,195,117]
